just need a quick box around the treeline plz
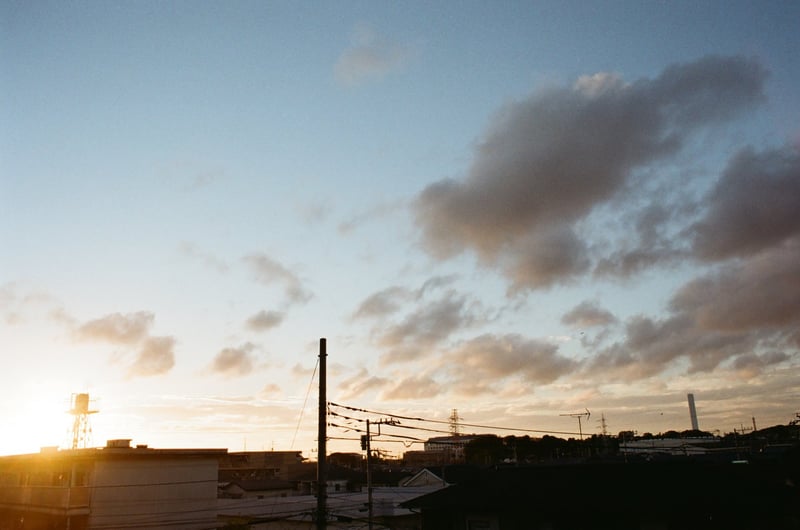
[462,422,800,465]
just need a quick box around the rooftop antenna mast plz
[68,393,98,449]
[560,409,591,440]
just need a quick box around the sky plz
[2,1,799,458]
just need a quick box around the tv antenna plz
[560,409,591,440]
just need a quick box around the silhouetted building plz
[0,439,226,530]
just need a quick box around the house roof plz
[221,479,294,492]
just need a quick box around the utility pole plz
[316,338,327,530]
[361,418,398,530]
[365,419,373,530]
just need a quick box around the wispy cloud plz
[334,23,414,86]
[243,253,312,305]
[76,311,155,345]
[179,242,229,273]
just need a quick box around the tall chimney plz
[687,393,699,431]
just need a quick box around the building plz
[219,450,305,482]
[0,439,226,530]
[422,435,478,463]
[619,436,719,456]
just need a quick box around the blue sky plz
[2,1,799,457]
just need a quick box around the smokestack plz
[687,393,699,431]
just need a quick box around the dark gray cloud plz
[442,334,578,394]
[352,275,458,320]
[76,311,154,345]
[671,239,800,332]
[129,336,176,377]
[561,301,617,328]
[588,241,800,379]
[377,290,488,364]
[414,55,767,291]
[588,314,754,379]
[245,310,285,332]
[690,146,800,261]
[211,342,258,377]
[732,351,791,377]
[243,253,312,304]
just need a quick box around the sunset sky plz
[2,1,799,458]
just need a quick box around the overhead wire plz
[328,401,584,437]
[291,356,319,449]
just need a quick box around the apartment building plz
[0,439,226,530]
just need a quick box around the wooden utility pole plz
[366,419,373,530]
[316,338,327,529]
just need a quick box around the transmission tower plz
[68,393,98,449]
[449,408,462,436]
[599,413,608,436]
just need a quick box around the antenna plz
[68,393,98,449]
[560,409,590,440]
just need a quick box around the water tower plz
[69,393,98,449]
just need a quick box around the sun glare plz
[0,392,75,456]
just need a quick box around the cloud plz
[243,253,312,304]
[73,310,181,377]
[210,343,258,377]
[260,383,282,396]
[179,242,229,273]
[381,375,443,400]
[587,241,800,379]
[338,368,390,401]
[338,199,405,234]
[732,351,791,378]
[245,310,285,332]
[561,301,618,328]
[690,145,800,261]
[441,334,578,394]
[670,239,800,332]
[352,276,459,321]
[352,286,414,320]
[334,23,412,86]
[76,311,154,345]
[414,55,767,291]
[377,290,488,364]
[129,336,176,377]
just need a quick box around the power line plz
[291,356,319,449]
[328,401,583,437]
